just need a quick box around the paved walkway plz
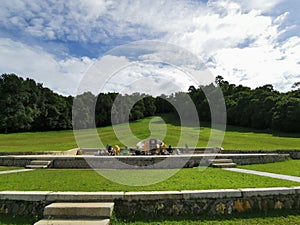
[0,169,34,175]
[223,168,300,183]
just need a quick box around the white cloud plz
[231,0,284,13]
[0,0,299,94]
[101,62,198,96]
[211,35,300,91]
[0,38,94,95]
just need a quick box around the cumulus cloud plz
[211,37,300,91]
[0,0,299,94]
[230,0,284,13]
[0,38,94,95]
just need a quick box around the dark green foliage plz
[0,74,72,132]
[188,76,300,132]
[0,74,299,133]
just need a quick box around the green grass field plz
[240,159,300,177]
[0,115,299,152]
[0,166,21,171]
[112,211,300,225]
[2,210,300,225]
[0,115,299,223]
[0,167,298,192]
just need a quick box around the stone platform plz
[0,153,289,169]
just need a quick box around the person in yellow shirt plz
[114,145,120,155]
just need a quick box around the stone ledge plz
[1,187,300,202]
[124,191,182,201]
[292,186,300,194]
[182,189,242,199]
[240,187,297,197]
[46,192,124,202]
[0,191,51,201]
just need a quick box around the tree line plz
[0,73,299,133]
[188,76,300,132]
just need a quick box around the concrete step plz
[211,162,237,168]
[34,219,110,225]
[25,160,52,169]
[30,160,52,165]
[209,159,233,164]
[44,202,114,219]
[25,165,48,169]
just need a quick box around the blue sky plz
[0,0,299,95]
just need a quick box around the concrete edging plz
[1,186,300,202]
[1,187,300,218]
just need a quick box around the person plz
[167,145,173,154]
[114,145,120,155]
[159,143,163,155]
[96,149,101,156]
[185,144,189,154]
[106,144,112,155]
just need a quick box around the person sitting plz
[114,145,120,155]
[167,145,173,154]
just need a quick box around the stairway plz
[209,158,237,168]
[34,202,114,225]
[26,160,52,169]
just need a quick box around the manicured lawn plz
[112,210,300,225]
[0,115,299,152]
[0,167,22,172]
[0,130,77,152]
[2,210,300,225]
[240,159,300,177]
[0,167,298,192]
[0,215,36,225]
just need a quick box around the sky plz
[0,0,299,96]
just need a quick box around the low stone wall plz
[0,153,289,169]
[115,188,300,218]
[0,148,79,156]
[0,200,46,218]
[215,153,289,165]
[0,188,300,219]
[223,150,300,159]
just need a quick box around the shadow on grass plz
[0,215,37,225]
[158,113,300,139]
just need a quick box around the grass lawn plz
[2,210,300,225]
[0,166,22,172]
[111,210,300,225]
[240,159,300,177]
[0,129,77,152]
[0,215,36,225]
[0,167,298,192]
[0,115,299,152]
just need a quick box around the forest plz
[0,73,299,133]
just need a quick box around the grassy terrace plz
[112,211,300,225]
[2,210,300,225]
[0,166,21,172]
[240,159,300,177]
[0,115,299,152]
[0,167,298,192]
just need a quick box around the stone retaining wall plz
[223,150,300,159]
[0,153,289,169]
[0,188,300,219]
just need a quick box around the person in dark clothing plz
[167,145,173,154]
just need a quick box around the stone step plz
[34,219,110,225]
[44,202,114,219]
[211,162,237,168]
[30,160,52,165]
[209,158,233,164]
[25,165,48,169]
